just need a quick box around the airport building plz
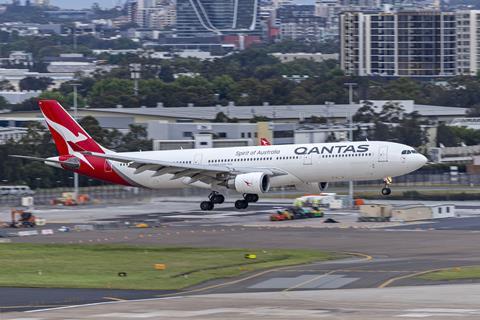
[1,100,467,125]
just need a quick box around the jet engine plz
[230,172,270,194]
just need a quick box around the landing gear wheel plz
[235,200,249,210]
[212,194,225,204]
[381,187,392,196]
[208,192,225,204]
[244,194,259,203]
[200,201,214,211]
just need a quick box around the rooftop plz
[86,103,467,120]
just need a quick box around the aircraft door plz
[378,145,388,162]
[194,153,203,165]
[104,160,112,172]
[303,154,312,165]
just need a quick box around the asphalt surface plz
[3,199,480,314]
[5,284,480,320]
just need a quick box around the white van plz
[0,185,35,196]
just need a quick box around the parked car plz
[0,186,35,196]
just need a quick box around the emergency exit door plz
[378,146,388,162]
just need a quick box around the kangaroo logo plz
[244,180,253,187]
[42,113,95,169]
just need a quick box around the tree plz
[437,123,459,147]
[378,102,404,123]
[118,124,152,152]
[394,112,426,147]
[19,77,53,91]
[158,65,175,83]
[0,80,14,91]
[0,96,9,109]
[353,101,376,123]
[79,116,110,146]
[88,78,137,108]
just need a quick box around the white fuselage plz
[107,141,427,190]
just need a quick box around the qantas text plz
[294,145,370,155]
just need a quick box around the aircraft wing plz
[83,151,287,186]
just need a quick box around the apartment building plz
[340,10,457,77]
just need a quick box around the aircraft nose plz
[416,154,428,167]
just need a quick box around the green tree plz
[437,123,460,147]
[0,80,14,91]
[118,124,151,152]
[19,77,53,91]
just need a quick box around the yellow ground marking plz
[378,264,478,288]
[154,251,373,298]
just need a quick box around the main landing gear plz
[381,177,393,196]
[234,193,259,210]
[200,191,225,211]
[199,192,259,211]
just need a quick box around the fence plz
[0,172,478,207]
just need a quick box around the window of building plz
[183,131,193,137]
[273,130,294,138]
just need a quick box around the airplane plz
[11,100,428,211]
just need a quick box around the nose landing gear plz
[381,177,392,196]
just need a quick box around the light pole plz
[70,83,80,200]
[130,63,141,96]
[344,82,357,208]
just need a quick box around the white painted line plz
[25,297,184,313]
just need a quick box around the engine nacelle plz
[231,172,270,194]
[295,182,329,193]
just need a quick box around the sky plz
[49,0,313,10]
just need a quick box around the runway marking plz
[397,309,480,318]
[379,265,479,288]
[0,305,67,310]
[283,269,419,273]
[154,265,302,298]
[103,297,126,302]
[2,318,44,320]
[282,271,335,292]
[342,252,373,261]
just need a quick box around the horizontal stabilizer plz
[9,155,63,164]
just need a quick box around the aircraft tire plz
[200,201,214,211]
[244,194,259,203]
[235,200,248,210]
[212,194,225,204]
[381,187,392,196]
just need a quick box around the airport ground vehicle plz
[51,192,90,206]
[0,186,34,196]
[12,100,427,211]
[270,207,324,221]
[10,209,36,228]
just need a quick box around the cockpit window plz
[402,150,418,155]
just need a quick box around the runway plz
[2,198,480,316]
[4,284,480,319]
